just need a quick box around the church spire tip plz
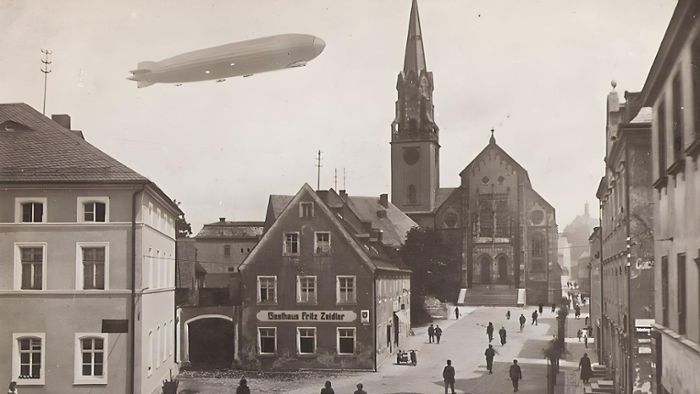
[403,0,427,75]
[489,128,496,144]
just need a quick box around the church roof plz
[403,0,427,75]
[458,133,532,186]
[436,187,458,209]
[0,103,146,183]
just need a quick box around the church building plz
[390,0,561,304]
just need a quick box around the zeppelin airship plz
[128,33,325,88]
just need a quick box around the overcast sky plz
[1,0,675,233]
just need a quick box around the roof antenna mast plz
[315,150,323,190]
[334,168,338,190]
[40,49,52,115]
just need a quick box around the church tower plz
[391,0,440,214]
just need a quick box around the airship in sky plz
[128,33,325,88]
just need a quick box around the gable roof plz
[241,184,412,274]
[458,136,531,186]
[345,196,417,248]
[0,103,146,183]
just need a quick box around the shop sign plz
[257,310,356,322]
[361,309,370,324]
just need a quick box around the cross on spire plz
[490,128,496,144]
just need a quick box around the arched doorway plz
[185,315,235,369]
[479,255,491,284]
[497,255,509,283]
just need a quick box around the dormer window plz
[15,198,47,223]
[78,197,109,223]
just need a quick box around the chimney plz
[219,217,226,223]
[339,190,347,199]
[379,193,389,208]
[51,114,71,130]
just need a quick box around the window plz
[224,245,231,257]
[478,198,494,237]
[162,321,167,362]
[74,334,107,384]
[672,73,685,162]
[315,232,331,254]
[300,202,314,218]
[17,245,44,290]
[407,184,417,204]
[531,233,545,258]
[15,198,47,223]
[257,276,277,304]
[12,333,45,385]
[657,102,667,176]
[168,319,174,356]
[77,197,108,222]
[283,232,299,255]
[258,327,276,354]
[77,244,108,290]
[337,276,356,304]
[678,253,686,335]
[661,256,669,326]
[337,328,356,355]
[297,276,317,304]
[156,325,161,369]
[297,328,316,355]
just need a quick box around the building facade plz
[638,1,700,392]
[596,86,655,393]
[175,219,262,368]
[389,1,560,304]
[561,204,597,290]
[237,185,414,370]
[0,104,181,394]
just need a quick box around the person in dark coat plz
[428,324,435,343]
[531,310,538,325]
[354,383,367,394]
[484,344,497,374]
[455,307,460,320]
[236,378,250,394]
[435,325,443,344]
[506,310,511,320]
[442,359,456,394]
[509,359,523,392]
[486,322,494,342]
[321,380,335,394]
[538,303,543,314]
[577,329,583,342]
[519,314,526,331]
[575,305,581,319]
[499,326,507,346]
[579,353,593,383]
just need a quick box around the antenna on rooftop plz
[343,168,347,190]
[315,150,323,190]
[40,49,52,115]
[334,168,338,190]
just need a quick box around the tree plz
[399,227,462,324]
[172,199,192,238]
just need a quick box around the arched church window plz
[407,185,417,204]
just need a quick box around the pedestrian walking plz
[577,329,582,342]
[7,382,18,394]
[575,305,581,319]
[442,359,456,394]
[486,322,494,342]
[428,324,435,343]
[531,310,538,325]
[485,344,497,374]
[584,333,589,348]
[506,310,511,320]
[585,316,589,325]
[435,325,443,344]
[321,380,335,394]
[455,307,460,320]
[354,383,367,394]
[509,359,523,392]
[499,326,507,346]
[236,378,250,394]
[579,353,593,384]
[551,303,556,313]
[538,303,543,314]
[519,314,526,331]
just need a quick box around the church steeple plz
[403,0,427,75]
[391,0,440,214]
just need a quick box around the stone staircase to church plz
[461,285,518,306]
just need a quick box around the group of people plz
[320,381,367,394]
[427,323,443,344]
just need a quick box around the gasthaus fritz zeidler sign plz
[257,310,357,322]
